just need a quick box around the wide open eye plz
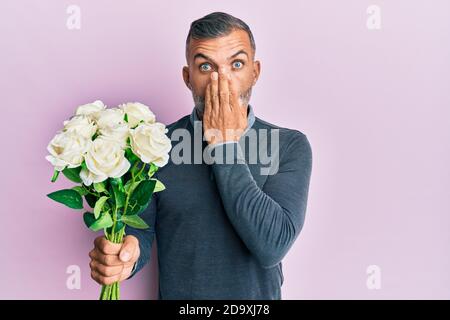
[199,63,212,72]
[232,60,244,69]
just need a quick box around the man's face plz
[183,29,261,117]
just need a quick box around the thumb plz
[119,235,137,263]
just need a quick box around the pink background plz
[1,0,449,299]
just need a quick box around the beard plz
[192,85,253,119]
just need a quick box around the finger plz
[130,244,140,263]
[226,74,235,112]
[219,72,230,113]
[94,236,121,255]
[119,265,135,282]
[119,235,138,263]
[210,72,219,121]
[89,259,134,277]
[89,249,123,266]
[91,269,122,286]
[90,269,105,285]
[204,83,211,125]
[228,76,240,109]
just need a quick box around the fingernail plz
[211,72,218,80]
[120,251,131,262]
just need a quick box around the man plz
[89,12,312,299]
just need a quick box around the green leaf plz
[114,221,124,233]
[84,193,97,208]
[81,160,87,171]
[105,219,125,235]
[124,113,128,123]
[110,178,125,208]
[152,179,165,192]
[47,189,83,209]
[94,196,109,219]
[130,179,156,207]
[124,179,132,193]
[148,163,158,178]
[93,181,107,193]
[83,212,96,229]
[117,179,125,193]
[126,202,141,216]
[124,180,140,194]
[121,215,149,229]
[62,167,82,183]
[126,179,156,215]
[125,148,139,164]
[83,211,113,232]
[72,186,88,196]
[51,169,60,182]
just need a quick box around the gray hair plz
[185,12,256,61]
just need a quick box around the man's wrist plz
[204,140,246,165]
[206,140,239,149]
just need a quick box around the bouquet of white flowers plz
[46,100,171,300]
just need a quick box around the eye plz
[199,63,212,72]
[232,60,244,69]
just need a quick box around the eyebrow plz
[193,50,249,65]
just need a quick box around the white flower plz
[96,108,129,147]
[96,108,125,129]
[99,125,129,148]
[80,137,130,185]
[63,115,97,139]
[79,168,102,187]
[120,102,156,128]
[130,122,171,167]
[75,100,106,120]
[45,131,91,171]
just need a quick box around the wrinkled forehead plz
[186,29,254,63]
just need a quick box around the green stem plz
[130,161,140,179]
[137,163,146,179]
[100,283,106,299]
[100,203,127,300]
[123,162,145,216]
[101,283,111,300]
[51,169,60,182]
[111,282,117,300]
[100,165,140,300]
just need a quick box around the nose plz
[218,66,229,75]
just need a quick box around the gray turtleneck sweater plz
[126,104,312,299]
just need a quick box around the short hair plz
[185,12,256,61]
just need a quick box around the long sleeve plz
[209,132,312,269]
[125,190,157,278]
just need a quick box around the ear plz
[252,60,261,85]
[182,66,192,90]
